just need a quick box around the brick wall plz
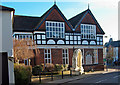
[51,49,62,64]
[98,49,103,64]
[69,48,73,66]
[35,49,44,65]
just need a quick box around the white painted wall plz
[8,60,14,84]
[0,54,2,85]
[0,11,13,57]
[0,10,14,84]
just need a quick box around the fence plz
[31,70,74,83]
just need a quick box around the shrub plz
[62,64,69,71]
[54,64,63,71]
[14,64,32,85]
[45,63,54,72]
[32,65,43,76]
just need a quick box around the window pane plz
[66,36,69,40]
[78,41,81,44]
[46,32,49,38]
[37,35,41,39]
[45,49,47,53]
[74,41,77,44]
[42,35,45,39]
[48,49,50,53]
[48,54,50,58]
[70,41,73,44]
[63,59,65,64]
[37,40,41,44]
[74,36,77,40]
[66,41,69,44]
[66,49,67,53]
[45,59,47,63]
[66,59,68,64]
[62,49,64,53]
[42,41,46,44]
[48,59,51,63]
[78,36,80,40]
[70,36,73,40]
[45,54,47,58]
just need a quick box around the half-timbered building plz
[13,4,105,71]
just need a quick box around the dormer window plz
[46,21,65,38]
[81,24,96,39]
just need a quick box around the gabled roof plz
[68,9,105,34]
[104,40,120,47]
[68,9,87,28]
[34,4,73,31]
[13,15,41,32]
[0,5,15,11]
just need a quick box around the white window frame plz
[44,49,52,64]
[62,49,69,65]
[46,21,65,38]
[94,49,98,64]
[81,24,96,39]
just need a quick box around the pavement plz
[47,66,120,84]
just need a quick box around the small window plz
[37,35,41,39]
[66,41,69,44]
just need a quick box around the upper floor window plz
[46,21,65,38]
[81,24,96,39]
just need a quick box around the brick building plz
[13,4,105,71]
[104,38,120,63]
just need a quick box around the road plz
[66,71,120,84]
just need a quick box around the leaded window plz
[81,24,96,39]
[62,49,69,64]
[46,21,65,38]
[44,49,51,64]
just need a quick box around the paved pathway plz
[48,66,120,84]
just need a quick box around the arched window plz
[85,51,94,65]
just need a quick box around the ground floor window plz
[86,54,92,65]
[62,49,69,65]
[44,49,51,63]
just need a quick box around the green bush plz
[54,64,63,71]
[14,64,32,85]
[32,65,43,76]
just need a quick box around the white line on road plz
[96,75,120,83]
[96,79,108,83]
[113,75,120,78]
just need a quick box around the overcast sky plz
[0,0,119,43]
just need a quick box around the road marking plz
[96,79,107,83]
[113,75,120,78]
[96,75,120,83]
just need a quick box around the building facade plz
[13,4,105,71]
[0,5,15,84]
[104,38,120,63]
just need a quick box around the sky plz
[0,0,119,43]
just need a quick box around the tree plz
[13,38,40,64]
[106,45,114,64]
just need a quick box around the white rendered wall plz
[0,11,13,57]
[0,10,14,84]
